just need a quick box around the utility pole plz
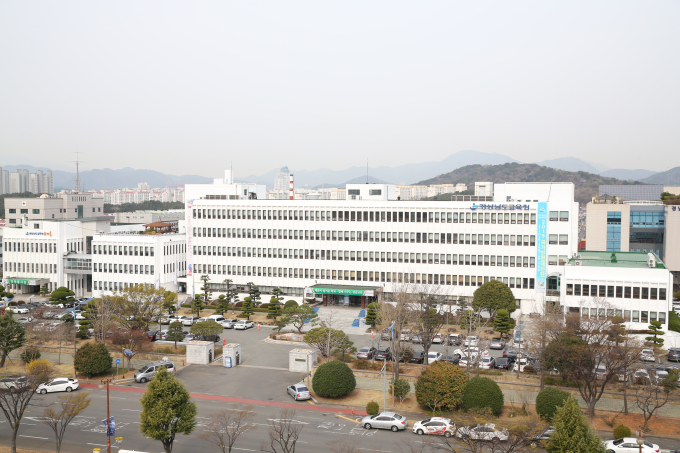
[99,378,114,453]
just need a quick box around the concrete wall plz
[664,205,680,274]
[585,203,630,252]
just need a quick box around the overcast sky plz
[1,1,678,177]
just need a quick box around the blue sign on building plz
[536,202,548,293]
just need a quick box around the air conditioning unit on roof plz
[575,261,583,266]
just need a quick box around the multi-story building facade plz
[91,230,187,297]
[0,168,53,195]
[183,178,579,314]
[4,193,105,225]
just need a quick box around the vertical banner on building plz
[186,200,193,277]
[536,202,547,293]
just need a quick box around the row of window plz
[193,229,545,246]
[93,245,155,256]
[566,283,667,300]
[193,208,546,224]
[191,263,536,288]
[6,206,101,214]
[5,262,57,274]
[573,307,667,324]
[4,241,57,253]
[194,248,538,267]
[93,263,155,274]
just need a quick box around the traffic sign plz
[116,359,121,365]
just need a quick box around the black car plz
[668,349,680,362]
[147,330,162,341]
[380,330,392,341]
[375,347,392,361]
[503,349,518,360]
[409,350,425,364]
[441,354,461,365]
[494,357,512,370]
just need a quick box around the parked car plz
[594,364,608,380]
[411,335,423,344]
[441,354,461,365]
[667,348,680,362]
[448,334,462,346]
[286,383,311,401]
[183,334,195,342]
[458,353,478,368]
[134,361,175,383]
[36,378,79,394]
[478,357,496,370]
[409,350,425,364]
[456,424,509,442]
[8,307,29,314]
[503,349,518,360]
[219,318,238,329]
[412,417,456,437]
[356,347,377,360]
[381,330,392,341]
[432,333,444,344]
[0,376,27,391]
[207,315,225,322]
[427,352,443,365]
[375,347,392,361]
[234,320,254,330]
[360,412,408,431]
[181,317,197,326]
[494,357,513,370]
[641,349,656,362]
[147,330,161,341]
[399,330,411,342]
[603,438,659,453]
[75,312,86,320]
[464,336,479,347]
[489,338,506,350]
[16,317,34,324]
[532,426,554,445]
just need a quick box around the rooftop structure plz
[568,251,666,269]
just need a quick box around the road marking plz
[358,448,391,452]
[19,435,48,440]
[121,409,141,412]
[335,414,359,423]
[232,448,256,452]
[306,400,315,405]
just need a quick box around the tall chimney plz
[289,174,294,200]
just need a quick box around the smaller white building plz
[91,228,187,297]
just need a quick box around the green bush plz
[74,342,112,377]
[613,424,632,439]
[461,376,504,416]
[312,360,356,398]
[284,300,298,310]
[544,377,579,388]
[366,401,379,416]
[21,345,41,364]
[535,387,571,421]
[669,311,680,334]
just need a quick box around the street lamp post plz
[636,429,644,453]
[99,378,113,453]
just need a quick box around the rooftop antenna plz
[69,150,85,193]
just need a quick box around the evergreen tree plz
[546,397,605,453]
[216,295,230,315]
[199,274,212,307]
[268,296,281,318]
[242,297,254,320]
[0,314,26,367]
[365,302,379,328]
[139,368,197,453]
[192,295,205,318]
[246,283,261,306]
[471,280,516,317]
[167,321,185,347]
[646,320,665,347]
[271,287,284,302]
[493,309,511,338]
[39,284,50,297]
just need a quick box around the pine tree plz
[242,297,254,320]
[139,368,197,453]
[199,274,212,307]
[646,320,665,347]
[39,284,50,297]
[247,283,261,306]
[546,397,605,453]
[365,302,379,327]
[268,296,281,318]
[193,295,204,318]
[167,321,184,347]
[493,309,511,338]
[216,295,230,315]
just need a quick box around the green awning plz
[309,284,380,297]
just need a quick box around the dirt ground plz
[311,387,422,413]
[0,448,48,453]
[0,361,75,378]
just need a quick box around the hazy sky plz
[1,1,678,177]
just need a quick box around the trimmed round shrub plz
[21,345,41,364]
[5,293,14,299]
[462,376,504,416]
[613,424,632,439]
[535,387,570,421]
[284,300,298,310]
[415,362,468,412]
[74,342,112,378]
[312,360,356,398]
[366,401,379,415]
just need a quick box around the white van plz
[207,315,225,323]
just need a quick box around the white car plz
[432,333,443,344]
[456,424,509,442]
[458,353,478,367]
[427,352,443,365]
[604,438,659,453]
[412,417,456,437]
[181,317,197,326]
[219,319,238,329]
[9,307,29,314]
[16,317,34,324]
[234,320,254,330]
[478,357,495,370]
[640,349,656,363]
[464,336,479,347]
[36,378,79,394]
[75,313,86,320]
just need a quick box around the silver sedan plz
[360,412,408,432]
[286,383,311,401]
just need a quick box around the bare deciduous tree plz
[634,371,679,431]
[110,327,153,372]
[261,408,304,453]
[42,392,92,453]
[199,405,256,453]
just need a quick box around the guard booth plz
[186,341,214,365]
[307,284,381,309]
[289,348,317,373]
[223,343,241,368]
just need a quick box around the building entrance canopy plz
[307,284,380,297]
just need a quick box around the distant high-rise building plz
[274,167,290,191]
